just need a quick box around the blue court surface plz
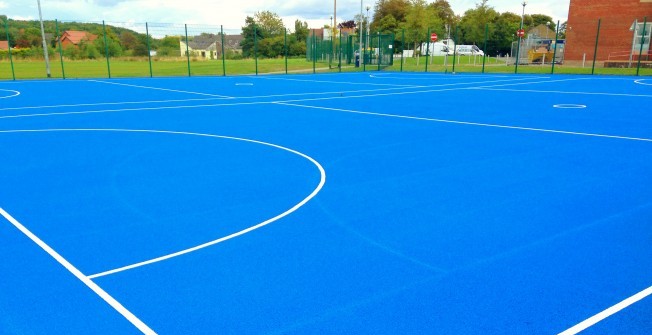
[0,72,651,334]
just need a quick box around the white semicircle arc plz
[0,128,326,279]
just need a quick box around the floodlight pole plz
[37,0,52,78]
[359,0,363,62]
[515,1,527,74]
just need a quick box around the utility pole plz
[37,0,51,78]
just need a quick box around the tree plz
[489,12,522,54]
[294,20,309,42]
[338,20,356,29]
[429,0,456,26]
[255,11,285,37]
[372,0,410,30]
[241,16,263,57]
[531,14,555,31]
[402,0,444,54]
[376,14,399,34]
[458,0,498,45]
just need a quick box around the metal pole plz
[377,32,381,71]
[515,1,527,74]
[146,22,153,78]
[551,20,560,75]
[591,18,601,75]
[452,26,459,73]
[338,29,342,72]
[482,23,488,73]
[637,17,648,76]
[312,30,316,74]
[401,28,405,72]
[629,20,638,68]
[37,0,51,78]
[185,24,191,77]
[220,25,226,76]
[359,0,362,68]
[284,28,288,74]
[55,19,65,79]
[102,20,111,78]
[254,26,258,75]
[4,18,15,80]
[425,28,430,72]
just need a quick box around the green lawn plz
[1,55,649,80]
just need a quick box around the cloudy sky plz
[3,0,570,31]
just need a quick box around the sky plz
[3,0,570,32]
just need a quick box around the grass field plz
[1,55,649,79]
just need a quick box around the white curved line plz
[0,128,326,278]
[0,89,20,99]
[634,79,652,86]
[553,104,587,109]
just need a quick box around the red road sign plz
[517,29,525,37]
[431,33,438,42]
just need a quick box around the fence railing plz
[1,16,651,80]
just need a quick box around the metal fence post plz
[339,30,343,72]
[482,23,488,74]
[146,22,153,78]
[4,18,15,80]
[283,28,288,74]
[591,18,601,75]
[185,24,191,77]
[551,20,560,75]
[425,28,431,72]
[55,19,66,79]
[254,26,258,75]
[401,29,405,72]
[102,21,111,78]
[221,25,226,76]
[637,17,648,76]
[378,32,382,71]
[452,26,459,73]
[312,30,316,74]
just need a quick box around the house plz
[0,41,8,51]
[180,34,243,59]
[527,24,556,40]
[566,0,652,62]
[58,30,98,48]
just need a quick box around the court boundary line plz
[252,75,423,87]
[0,128,326,278]
[273,102,652,143]
[0,89,20,99]
[472,87,652,98]
[558,285,652,335]
[88,79,234,98]
[0,76,537,113]
[634,79,652,86]
[0,207,157,335]
[0,77,562,120]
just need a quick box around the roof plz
[60,30,98,45]
[0,41,8,50]
[527,24,556,39]
[188,35,219,50]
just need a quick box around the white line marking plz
[0,128,326,278]
[369,73,550,80]
[0,207,157,335]
[0,89,20,99]
[253,76,422,87]
[553,104,587,109]
[558,285,652,335]
[473,87,652,98]
[235,83,254,86]
[88,79,234,98]
[274,102,652,143]
[0,77,531,112]
[634,79,652,86]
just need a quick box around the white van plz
[420,42,451,56]
[455,45,484,56]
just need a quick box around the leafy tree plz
[241,16,263,57]
[294,20,309,42]
[338,20,356,29]
[372,0,410,30]
[489,12,522,54]
[458,0,498,45]
[255,11,285,37]
[531,14,555,31]
[429,0,456,26]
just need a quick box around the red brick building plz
[566,0,652,62]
